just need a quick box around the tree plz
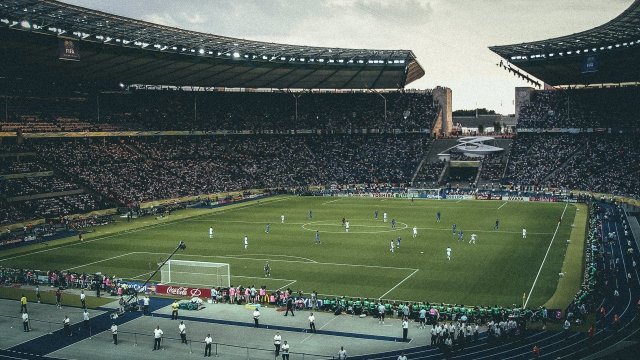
[493,122,502,133]
[478,124,485,134]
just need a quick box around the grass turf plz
[0,195,582,308]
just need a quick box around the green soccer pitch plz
[0,195,584,308]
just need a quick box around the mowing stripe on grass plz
[148,252,418,271]
[379,268,419,299]
[523,202,568,308]
[0,195,293,263]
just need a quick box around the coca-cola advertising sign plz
[155,284,211,298]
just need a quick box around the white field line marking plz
[300,314,340,343]
[523,202,568,308]
[416,226,553,235]
[66,252,136,271]
[233,275,297,282]
[223,253,317,263]
[137,252,418,271]
[0,196,293,263]
[379,269,419,299]
[322,198,343,205]
[277,280,297,291]
[191,219,307,225]
[456,199,463,203]
[498,201,508,209]
[127,271,154,280]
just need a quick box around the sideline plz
[524,202,569,308]
[543,203,586,309]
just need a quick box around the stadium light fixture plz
[338,59,344,63]
[262,55,268,60]
[20,20,30,28]
[328,59,335,63]
[233,52,240,58]
[198,48,205,54]
[244,54,249,58]
[280,56,286,60]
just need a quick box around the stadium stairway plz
[348,202,640,360]
[0,297,174,360]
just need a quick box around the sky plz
[61,0,634,114]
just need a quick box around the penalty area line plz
[322,198,343,205]
[379,269,419,299]
[498,201,508,209]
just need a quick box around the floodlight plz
[233,52,240,58]
[20,20,30,28]
[198,48,205,54]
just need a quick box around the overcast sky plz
[62,0,633,114]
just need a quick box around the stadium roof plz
[0,0,425,89]
[489,0,640,86]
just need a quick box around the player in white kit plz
[209,227,213,239]
[469,233,477,244]
[412,226,417,238]
[390,240,395,253]
[244,235,248,249]
[383,213,388,223]
[446,247,452,260]
[345,221,350,232]
[281,215,285,224]
[522,228,527,239]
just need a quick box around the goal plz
[160,260,230,288]
[407,188,442,199]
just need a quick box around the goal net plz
[160,260,230,288]
[407,188,442,199]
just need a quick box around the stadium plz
[0,0,639,359]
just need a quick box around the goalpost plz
[407,188,442,199]
[160,260,230,288]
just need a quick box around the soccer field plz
[0,195,581,308]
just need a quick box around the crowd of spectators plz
[518,87,640,129]
[545,135,640,198]
[2,90,439,132]
[478,155,506,183]
[413,160,446,186]
[505,134,640,199]
[504,134,582,186]
[1,176,79,197]
[26,135,426,206]
[0,159,49,174]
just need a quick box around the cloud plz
[140,13,177,27]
